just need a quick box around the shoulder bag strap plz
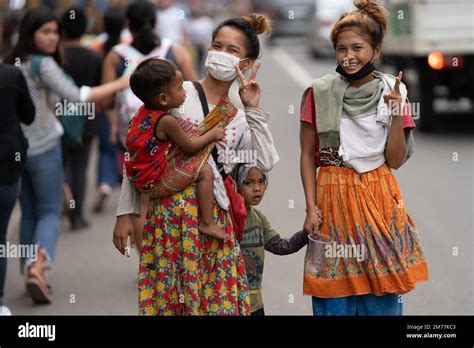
[192,80,226,178]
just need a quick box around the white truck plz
[382,0,474,129]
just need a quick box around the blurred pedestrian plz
[154,0,190,45]
[90,6,127,213]
[60,7,102,230]
[89,6,130,56]
[299,0,428,316]
[0,63,35,315]
[187,8,214,77]
[102,1,197,230]
[3,6,129,304]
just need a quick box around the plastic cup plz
[305,233,331,274]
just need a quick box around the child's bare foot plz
[199,222,230,240]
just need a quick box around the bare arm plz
[300,122,322,236]
[384,116,407,170]
[300,122,317,212]
[383,71,406,170]
[105,109,119,144]
[157,115,224,154]
[88,77,128,103]
[100,51,120,110]
[38,55,126,104]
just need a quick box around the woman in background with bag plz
[3,6,129,305]
[113,13,280,315]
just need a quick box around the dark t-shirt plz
[63,46,102,138]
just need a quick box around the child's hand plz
[210,125,226,141]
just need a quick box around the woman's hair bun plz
[241,13,272,36]
[354,0,388,32]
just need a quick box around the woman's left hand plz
[236,61,262,108]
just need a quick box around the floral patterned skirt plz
[303,163,429,298]
[138,185,250,315]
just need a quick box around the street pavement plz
[4,37,473,315]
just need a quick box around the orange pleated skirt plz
[303,163,429,298]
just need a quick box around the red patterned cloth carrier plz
[125,97,238,198]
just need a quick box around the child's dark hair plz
[212,13,271,60]
[61,7,87,40]
[330,0,389,49]
[130,58,177,108]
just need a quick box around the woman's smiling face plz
[209,26,252,71]
[335,29,380,74]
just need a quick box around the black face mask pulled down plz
[336,60,375,80]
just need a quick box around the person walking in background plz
[154,0,190,45]
[102,1,197,235]
[187,8,214,77]
[60,7,103,230]
[89,6,131,55]
[3,6,129,305]
[0,63,35,315]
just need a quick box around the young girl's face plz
[34,20,60,55]
[335,29,380,74]
[239,168,267,206]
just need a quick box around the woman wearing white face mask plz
[113,13,280,315]
[204,50,251,81]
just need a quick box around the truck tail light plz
[428,51,444,70]
[428,51,465,70]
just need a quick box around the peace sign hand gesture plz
[236,61,262,108]
[383,71,403,117]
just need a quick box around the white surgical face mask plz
[204,50,249,81]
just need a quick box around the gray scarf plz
[306,71,414,165]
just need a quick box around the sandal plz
[25,248,53,304]
[25,276,53,304]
